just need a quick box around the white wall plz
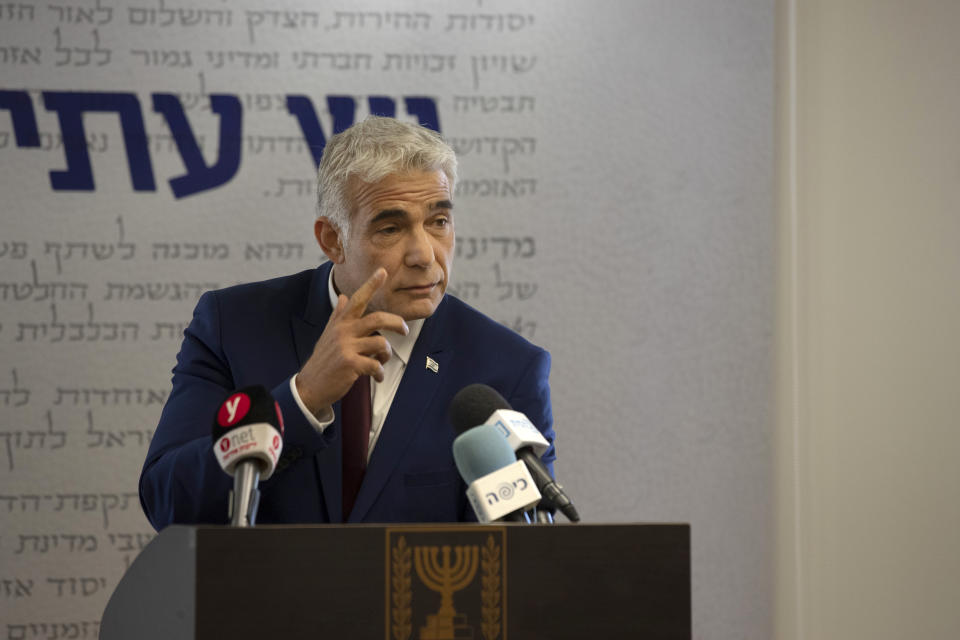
[776,1,960,638]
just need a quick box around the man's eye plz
[432,217,450,227]
[378,226,399,235]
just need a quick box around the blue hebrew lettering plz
[285,95,357,166]
[363,96,440,131]
[0,90,40,147]
[42,91,155,191]
[404,97,440,132]
[153,93,243,198]
[367,96,396,118]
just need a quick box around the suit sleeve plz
[507,347,556,475]
[139,290,324,531]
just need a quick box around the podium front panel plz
[193,523,689,638]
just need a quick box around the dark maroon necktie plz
[340,374,371,520]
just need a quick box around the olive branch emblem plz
[391,536,412,640]
[480,534,502,640]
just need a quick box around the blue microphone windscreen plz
[452,424,518,484]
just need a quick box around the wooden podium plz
[100,523,690,639]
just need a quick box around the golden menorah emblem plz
[386,529,505,640]
[414,544,480,640]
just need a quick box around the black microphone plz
[211,385,284,527]
[449,384,580,522]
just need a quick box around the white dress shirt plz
[289,267,424,460]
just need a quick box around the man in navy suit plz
[140,116,554,529]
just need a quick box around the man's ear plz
[315,218,344,263]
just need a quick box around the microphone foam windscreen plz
[452,424,519,484]
[211,385,282,437]
[449,383,511,435]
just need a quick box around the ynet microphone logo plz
[274,400,284,434]
[217,392,251,427]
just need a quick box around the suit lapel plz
[290,263,344,522]
[292,262,334,367]
[348,298,452,522]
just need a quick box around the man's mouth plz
[399,281,439,293]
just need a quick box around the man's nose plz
[404,226,435,267]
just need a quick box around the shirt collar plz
[327,266,424,367]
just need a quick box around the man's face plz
[323,169,455,321]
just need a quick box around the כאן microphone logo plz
[490,476,531,504]
[467,461,540,522]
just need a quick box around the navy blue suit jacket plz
[140,262,554,530]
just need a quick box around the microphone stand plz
[229,462,261,527]
[533,497,557,523]
[535,508,555,524]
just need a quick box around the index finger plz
[346,267,387,316]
